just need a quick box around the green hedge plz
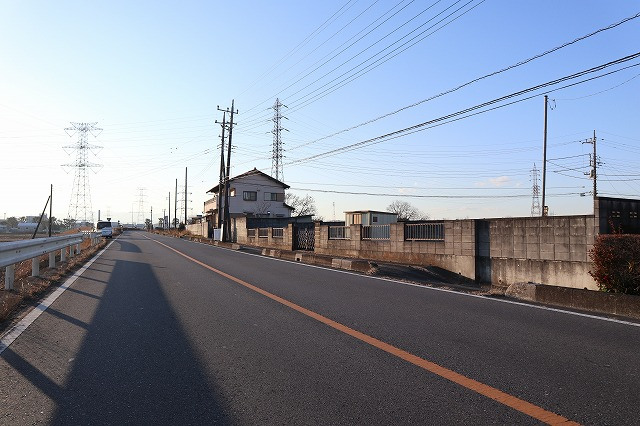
[589,234,640,295]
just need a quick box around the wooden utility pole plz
[174,178,178,228]
[541,95,548,216]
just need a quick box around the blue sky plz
[1,0,639,224]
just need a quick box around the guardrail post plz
[68,245,74,259]
[5,264,15,290]
[32,258,40,277]
[61,247,67,262]
[49,252,56,268]
[75,244,80,255]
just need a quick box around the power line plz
[286,53,640,165]
[281,10,640,152]
[290,187,583,199]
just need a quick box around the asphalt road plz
[1,231,639,425]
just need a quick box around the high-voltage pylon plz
[271,98,287,181]
[136,188,146,225]
[62,122,103,225]
[530,163,541,217]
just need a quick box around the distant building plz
[205,168,293,228]
[344,210,397,226]
[17,222,38,232]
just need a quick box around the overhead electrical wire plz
[289,187,583,199]
[286,53,640,165]
[241,0,481,127]
[284,11,640,152]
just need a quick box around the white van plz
[96,220,113,238]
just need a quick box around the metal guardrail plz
[404,223,445,241]
[0,233,100,290]
[362,225,390,240]
[328,226,351,240]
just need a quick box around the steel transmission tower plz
[530,163,541,217]
[271,98,287,181]
[62,122,103,225]
[136,188,146,225]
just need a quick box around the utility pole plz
[168,192,171,230]
[150,206,153,231]
[583,130,599,199]
[216,112,227,230]
[592,129,597,198]
[225,100,237,242]
[184,167,188,225]
[174,179,178,228]
[541,95,549,216]
[49,184,53,237]
[217,100,238,242]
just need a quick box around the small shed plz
[344,210,397,226]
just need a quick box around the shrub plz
[589,234,640,295]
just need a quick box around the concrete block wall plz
[314,221,477,280]
[185,222,207,237]
[486,215,597,290]
[242,222,292,251]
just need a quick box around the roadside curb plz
[503,282,640,320]
[181,235,640,321]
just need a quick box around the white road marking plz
[167,236,640,328]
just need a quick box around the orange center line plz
[148,236,579,425]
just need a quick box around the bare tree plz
[387,200,429,221]
[285,193,317,217]
[253,201,272,216]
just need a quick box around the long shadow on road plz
[50,259,232,425]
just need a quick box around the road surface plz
[1,231,639,424]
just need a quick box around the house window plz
[243,191,257,201]
[372,216,378,223]
[352,214,362,225]
[264,192,284,201]
[230,188,236,197]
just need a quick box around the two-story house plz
[205,168,293,228]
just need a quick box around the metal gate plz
[293,224,315,251]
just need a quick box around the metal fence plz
[328,226,351,240]
[272,228,284,238]
[404,222,445,241]
[362,224,390,240]
[0,233,100,290]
